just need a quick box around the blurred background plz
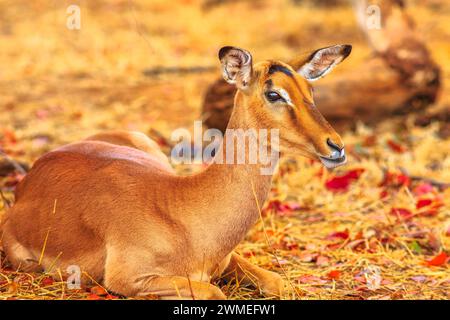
[0,0,448,149]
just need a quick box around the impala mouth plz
[318,151,347,169]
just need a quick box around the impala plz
[1,45,351,299]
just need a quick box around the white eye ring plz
[276,88,295,108]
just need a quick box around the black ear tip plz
[342,44,352,57]
[218,46,234,60]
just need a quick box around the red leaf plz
[380,171,411,187]
[426,252,448,267]
[379,190,389,199]
[396,174,411,186]
[416,198,433,209]
[413,183,434,196]
[345,169,365,179]
[328,270,341,280]
[327,243,343,251]
[90,285,108,296]
[87,294,102,300]
[284,241,299,251]
[264,200,302,216]
[327,229,349,241]
[325,176,352,191]
[41,277,54,286]
[390,208,413,220]
[416,197,443,217]
[325,169,365,192]
[420,208,439,217]
[243,251,255,258]
[2,129,17,145]
[387,139,406,153]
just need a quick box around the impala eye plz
[265,91,285,103]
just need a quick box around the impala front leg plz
[222,252,284,298]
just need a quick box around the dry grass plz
[0,0,449,300]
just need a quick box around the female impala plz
[1,45,350,299]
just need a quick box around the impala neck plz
[190,93,279,258]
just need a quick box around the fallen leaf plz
[264,200,302,216]
[380,171,410,188]
[425,252,448,267]
[325,169,365,192]
[416,198,433,209]
[243,251,255,258]
[90,285,108,296]
[363,135,377,147]
[284,242,299,251]
[413,183,434,196]
[326,229,349,241]
[387,139,406,153]
[379,189,389,199]
[87,293,102,300]
[346,239,365,251]
[416,197,443,217]
[390,208,413,220]
[328,270,341,280]
[2,129,17,145]
[41,277,54,286]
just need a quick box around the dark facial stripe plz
[268,64,293,77]
[286,104,300,130]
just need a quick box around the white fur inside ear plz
[297,45,347,81]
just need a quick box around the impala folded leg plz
[103,244,225,300]
[222,252,284,298]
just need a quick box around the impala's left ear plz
[289,44,352,81]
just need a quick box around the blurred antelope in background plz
[1,44,350,299]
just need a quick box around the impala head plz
[219,45,351,169]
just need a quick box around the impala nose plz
[319,138,346,169]
[326,138,345,160]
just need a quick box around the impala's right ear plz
[288,45,352,81]
[219,46,253,90]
